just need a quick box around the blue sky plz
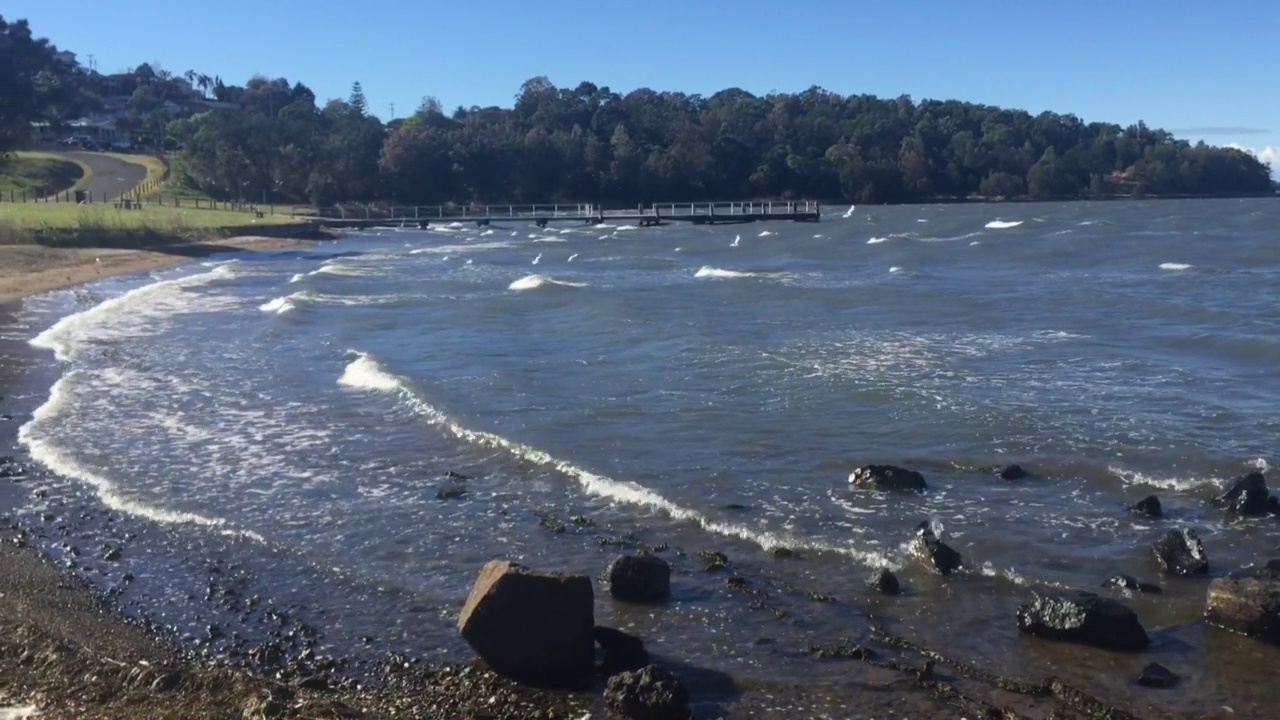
[10,0,1278,171]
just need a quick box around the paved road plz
[61,151,148,201]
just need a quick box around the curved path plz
[61,152,148,201]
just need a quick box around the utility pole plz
[388,102,395,120]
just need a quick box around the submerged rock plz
[457,560,595,687]
[603,665,692,720]
[1205,560,1280,645]
[1016,592,1149,652]
[1216,471,1270,516]
[998,464,1030,480]
[909,522,962,576]
[867,568,901,595]
[1128,495,1163,518]
[608,555,671,602]
[1103,575,1162,594]
[1151,528,1209,576]
[848,464,927,492]
[595,626,650,676]
[1136,662,1179,688]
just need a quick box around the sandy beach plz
[0,236,322,304]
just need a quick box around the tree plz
[348,81,368,117]
[0,15,96,151]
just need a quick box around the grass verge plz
[0,152,92,198]
[0,203,306,248]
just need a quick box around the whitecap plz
[1159,263,1192,271]
[508,274,588,291]
[985,220,1023,229]
[339,353,892,567]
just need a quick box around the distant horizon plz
[9,0,1277,175]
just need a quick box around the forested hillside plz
[5,15,1273,206]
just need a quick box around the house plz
[53,50,78,67]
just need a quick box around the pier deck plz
[303,201,821,228]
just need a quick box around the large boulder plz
[603,665,692,720]
[1151,528,1209,576]
[1215,471,1270,516]
[608,555,671,602]
[1016,592,1149,652]
[909,522,962,576]
[1205,560,1280,645]
[457,560,595,687]
[848,465,927,492]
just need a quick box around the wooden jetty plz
[302,201,821,228]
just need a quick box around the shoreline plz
[0,235,323,305]
[0,231,1220,718]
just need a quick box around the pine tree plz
[348,81,368,117]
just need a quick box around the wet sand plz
[0,239,1190,718]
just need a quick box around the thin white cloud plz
[1226,144,1279,177]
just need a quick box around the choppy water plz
[6,197,1280,717]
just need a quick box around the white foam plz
[842,205,856,218]
[314,263,379,277]
[30,265,238,362]
[615,225,641,231]
[985,220,1023,229]
[289,273,307,284]
[730,234,740,247]
[508,274,588,291]
[1109,466,1219,492]
[867,236,889,244]
[258,296,295,314]
[481,229,495,236]
[339,353,891,566]
[694,266,780,280]
[532,236,567,243]
[18,373,261,540]
[408,241,515,255]
[889,266,903,273]
[758,230,775,237]
[567,253,579,262]
[1159,263,1192,271]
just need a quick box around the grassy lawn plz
[0,202,302,231]
[0,152,93,198]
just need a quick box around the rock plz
[435,486,469,501]
[603,665,692,720]
[848,464,927,492]
[595,626,650,676]
[1136,662,1179,688]
[1016,592,1149,652]
[1151,528,1209,576]
[998,464,1030,480]
[102,546,122,561]
[608,555,671,602]
[1102,575,1162,594]
[1216,471,1270,516]
[909,522,962,576]
[867,568,901,595]
[1128,495,1162,518]
[1205,560,1280,645]
[443,470,472,481]
[457,560,595,687]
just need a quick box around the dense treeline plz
[174,76,1276,205]
[4,15,1273,205]
[0,17,97,152]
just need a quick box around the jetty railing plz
[301,200,820,222]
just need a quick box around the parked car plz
[110,138,134,150]
[58,135,98,150]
